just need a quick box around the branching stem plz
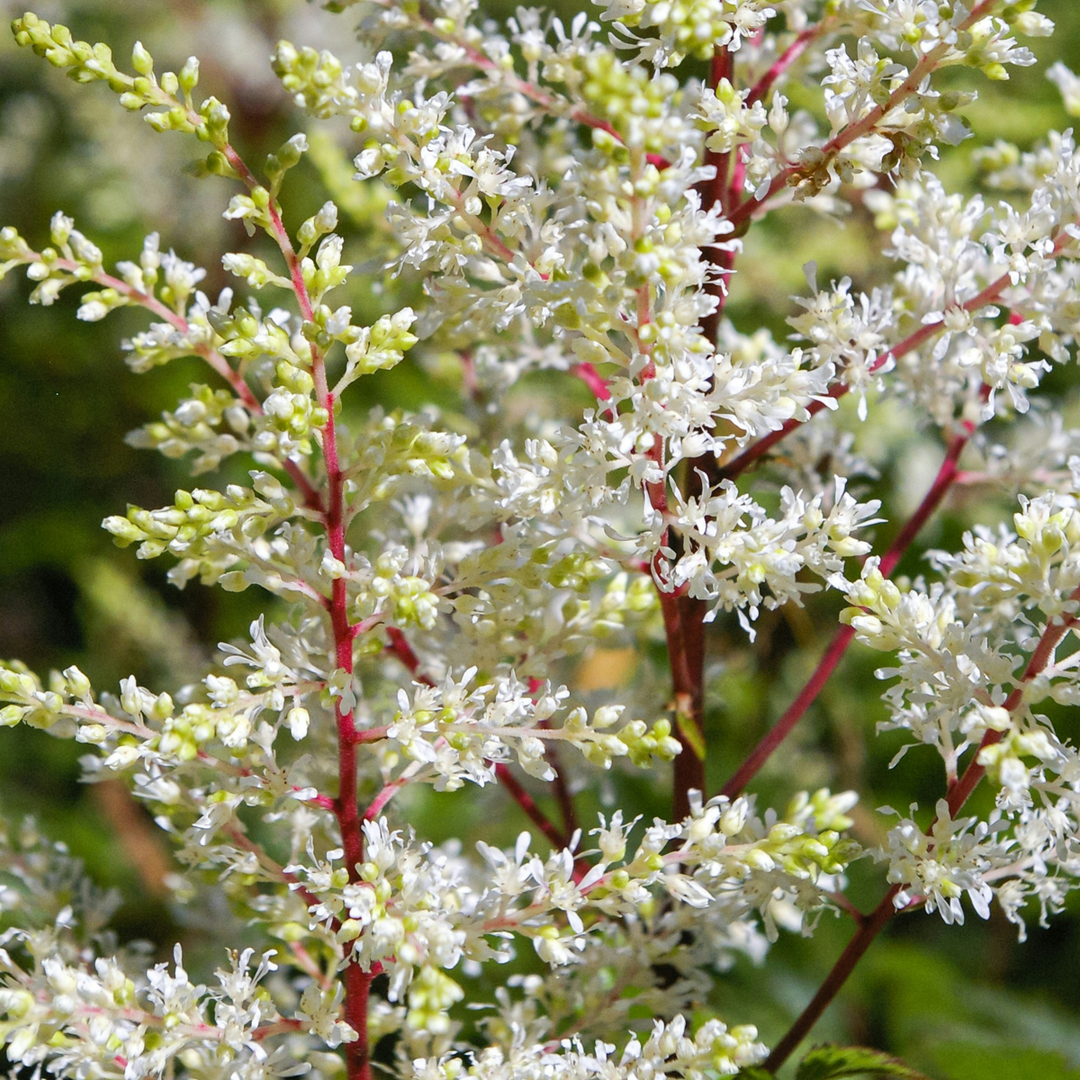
[764,546,1080,1075]
[224,138,372,1080]
[727,0,999,229]
[722,416,977,798]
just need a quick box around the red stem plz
[746,18,834,106]
[344,960,371,1076]
[569,361,612,401]
[223,138,372,1080]
[323,395,372,1080]
[531,679,583,855]
[658,578,705,821]
[722,623,856,801]
[364,773,411,822]
[385,626,435,686]
[494,763,571,849]
[644,415,703,818]
[700,47,736,341]
[763,884,901,1071]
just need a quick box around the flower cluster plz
[4,2,1080,1079]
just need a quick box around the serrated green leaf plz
[735,1068,774,1080]
[795,1044,932,1080]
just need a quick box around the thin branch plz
[745,17,836,106]
[216,135,372,1080]
[20,251,325,513]
[494,763,571,850]
[570,362,612,401]
[762,883,901,1072]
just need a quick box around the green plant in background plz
[3,1,1080,1079]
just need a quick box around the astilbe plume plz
[1,1,1080,1078]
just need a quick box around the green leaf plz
[795,1044,932,1080]
[735,1069,774,1080]
[931,1043,1080,1080]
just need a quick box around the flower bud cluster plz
[12,15,228,147]
[0,942,297,1080]
[409,1014,767,1080]
[387,669,680,787]
[272,41,364,119]
[883,800,1003,926]
[0,212,103,308]
[574,50,683,155]
[0,640,315,773]
[665,476,882,631]
[338,308,419,394]
[103,477,295,566]
[439,534,659,674]
[128,383,251,474]
[695,78,767,154]
[261,361,331,460]
[598,0,774,68]
[286,790,858,1013]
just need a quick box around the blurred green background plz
[3,1,1080,1077]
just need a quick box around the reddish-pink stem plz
[320,390,372,1080]
[364,774,410,822]
[746,19,834,106]
[551,751,579,841]
[569,362,611,401]
[385,626,434,686]
[355,725,391,745]
[643,411,704,818]
[494,763,571,850]
[722,623,856,800]
[222,138,372,1080]
[344,960,371,1074]
[700,48,735,340]
[763,883,901,1071]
